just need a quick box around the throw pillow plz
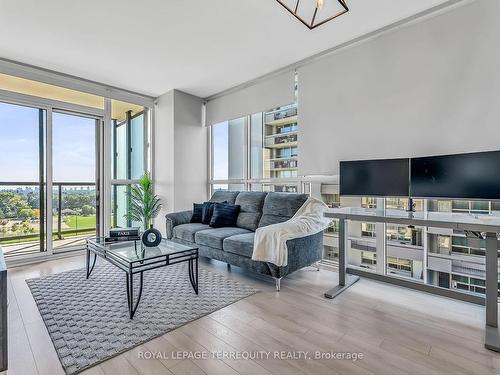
[201,202,216,224]
[201,200,228,224]
[210,203,241,228]
[190,203,204,223]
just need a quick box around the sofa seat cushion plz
[235,192,267,231]
[173,223,210,242]
[258,192,309,228]
[195,227,251,250]
[223,233,255,258]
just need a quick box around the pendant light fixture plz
[276,0,349,29]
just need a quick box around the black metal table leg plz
[188,258,199,294]
[127,271,144,319]
[126,273,131,312]
[85,247,90,279]
[86,250,97,279]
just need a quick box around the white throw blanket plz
[252,197,331,267]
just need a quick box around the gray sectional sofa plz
[165,191,324,290]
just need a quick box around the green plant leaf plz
[124,173,163,229]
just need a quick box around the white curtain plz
[205,70,295,125]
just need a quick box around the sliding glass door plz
[0,99,102,258]
[0,101,46,255]
[52,111,100,252]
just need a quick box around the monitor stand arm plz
[406,198,416,213]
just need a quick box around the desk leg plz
[324,218,359,299]
[485,232,500,351]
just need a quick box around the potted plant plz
[126,174,163,247]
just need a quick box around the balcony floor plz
[6,255,500,375]
[2,234,94,256]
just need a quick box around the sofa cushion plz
[195,227,251,250]
[235,192,267,231]
[210,203,240,228]
[223,233,255,258]
[173,223,210,242]
[209,191,239,205]
[258,192,309,228]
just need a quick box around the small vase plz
[142,225,162,247]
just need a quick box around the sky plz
[212,121,228,180]
[0,102,96,183]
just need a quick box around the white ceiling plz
[0,0,452,98]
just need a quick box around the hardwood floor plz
[6,254,500,375]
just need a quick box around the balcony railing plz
[0,181,96,255]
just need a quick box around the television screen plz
[340,158,410,197]
[411,151,500,200]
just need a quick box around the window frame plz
[110,107,152,228]
[208,104,301,195]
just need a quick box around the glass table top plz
[88,238,197,263]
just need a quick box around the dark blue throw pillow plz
[190,203,204,223]
[201,200,228,224]
[210,203,241,228]
[201,202,216,224]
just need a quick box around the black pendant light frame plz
[276,0,349,29]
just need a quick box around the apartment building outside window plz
[321,188,340,264]
[339,195,500,297]
[209,103,299,194]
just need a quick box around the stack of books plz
[105,227,140,242]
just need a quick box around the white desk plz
[324,207,500,352]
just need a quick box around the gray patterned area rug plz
[26,262,259,375]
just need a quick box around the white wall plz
[173,90,208,211]
[153,89,208,233]
[298,0,500,176]
[153,90,175,232]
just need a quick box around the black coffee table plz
[86,238,198,318]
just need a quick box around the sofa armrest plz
[165,210,192,239]
[266,231,324,278]
[287,231,324,269]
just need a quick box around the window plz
[386,197,423,211]
[0,102,46,255]
[322,193,340,208]
[386,225,423,246]
[452,274,487,295]
[111,100,149,229]
[361,223,376,238]
[0,72,152,259]
[212,118,246,181]
[210,103,298,194]
[361,197,377,208]
[451,235,485,256]
[432,199,492,215]
[387,257,413,276]
[438,235,450,250]
[323,245,339,263]
[111,100,147,181]
[362,252,377,265]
